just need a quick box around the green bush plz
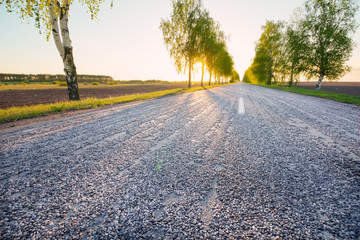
[59,82,67,86]
[21,82,27,85]
[92,82,100,85]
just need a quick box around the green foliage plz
[160,0,201,75]
[242,65,259,84]
[252,20,285,85]
[244,0,358,88]
[92,82,100,85]
[59,81,67,86]
[301,0,358,82]
[50,104,66,112]
[160,0,235,87]
[230,70,240,83]
[2,0,108,40]
[283,20,308,87]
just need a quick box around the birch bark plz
[49,0,80,100]
[316,72,325,90]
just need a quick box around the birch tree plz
[1,0,107,100]
[204,23,226,86]
[301,0,358,90]
[160,0,203,88]
[284,25,307,87]
[252,20,285,85]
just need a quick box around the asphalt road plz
[1,83,359,239]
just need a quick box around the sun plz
[192,61,210,82]
[194,62,204,72]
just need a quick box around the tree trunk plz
[63,49,80,100]
[49,0,80,100]
[200,63,204,87]
[208,72,212,86]
[188,59,192,88]
[316,72,325,90]
[289,63,294,87]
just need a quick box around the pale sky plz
[0,0,359,81]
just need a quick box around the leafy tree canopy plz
[1,0,108,40]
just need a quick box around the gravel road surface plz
[1,83,359,239]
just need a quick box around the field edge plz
[0,85,223,124]
[254,84,360,105]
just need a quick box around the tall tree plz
[195,9,213,87]
[205,25,226,86]
[215,48,234,84]
[230,70,240,83]
[160,0,203,88]
[2,0,107,100]
[284,26,307,86]
[301,0,358,89]
[282,8,308,87]
[252,20,285,85]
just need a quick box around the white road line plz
[238,98,245,115]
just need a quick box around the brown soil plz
[0,83,202,109]
[295,82,360,96]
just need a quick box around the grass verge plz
[0,85,221,123]
[257,84,360,105]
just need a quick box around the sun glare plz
[192,62,210,82]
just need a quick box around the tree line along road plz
[0,83,359,239]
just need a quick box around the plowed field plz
[0,83,202,109]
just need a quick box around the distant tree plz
[252,20,285,85]
[301,0,358,89]
[161,0,234,87]
[230,70,240,83]
[279,8,308,87]
[242,65,258,84]
[2,0,109,100]
[160,0,203,88]
[205,29,225,86]
[195,9,213,87]
[216,48,234,84]
[284,27,306,86]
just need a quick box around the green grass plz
[0,85,221,123]
[256,84,360,105]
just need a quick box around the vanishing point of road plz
[1,83,359,239]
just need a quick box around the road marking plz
[238,98,245,115]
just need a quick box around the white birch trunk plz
[48,0,80,100]
[316,72,325,90]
